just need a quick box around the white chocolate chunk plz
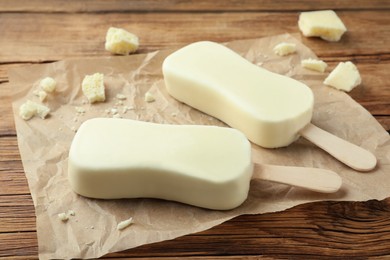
[323,61,361,92]
[117,217,134,230]
[19,100,50,120]
[19,101,37,120]
[81,73,105,103]
[58,210,75,222]
[144,91,155,102]
[39,77,57,93]
[105,27,139,55]
[273,42,296,56]
[298,10,347,42]
[163,41,314,148]
[110,108,118,115]
[35,103,51,119]
[75,106,86,114]
[58,213,69,222]
[122,106,134,114]
[301,58,328,72]
[68,118,253,210]
[116,93,127,100]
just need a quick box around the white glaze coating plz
[68,118,253,210]
[163,41,314,148]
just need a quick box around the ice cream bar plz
[162,41,314,148]
[162,41,377,171]
[68,118,253,210]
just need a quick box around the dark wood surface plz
[1,1,390,259]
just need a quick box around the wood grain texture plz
[1,0,389,12]
[0,195,36,233]
[0,83,17,136]
[1,11,390,63]
[0,11,389,129]
[1,199,390,259]
[1,1,390,259]
[347,61,390,116]
[105,198,390,258]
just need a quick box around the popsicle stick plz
[254,164,342,193]
[300,123,377,172]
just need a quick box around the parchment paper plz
[10,34,390,259]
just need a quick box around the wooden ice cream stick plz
[300,123,377,172]
[254,164,342,193]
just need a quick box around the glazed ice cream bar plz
[163,41,314,148]
[162,41,376,171]
[68,118,253,210]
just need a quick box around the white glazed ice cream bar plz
[68,118,343,210]
[163,41,314,148]
[162,41,376,171]
[68,118,253,210]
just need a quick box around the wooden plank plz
[0,194,33,207]
[0,257,274,260]
[1,199,390,258]
[0,137,21,163]
[0,63,34,83]
[0,232,37,258]
[0,195,36,233]
[0,137,27,195]
[0,171,29,195]
[0,82,16,136]
[0,11,389,63]
[66,198,390,259]
[0,0,389,13]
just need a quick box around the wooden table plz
[1,1,390,259]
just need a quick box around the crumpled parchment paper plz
[9,34,390,259]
